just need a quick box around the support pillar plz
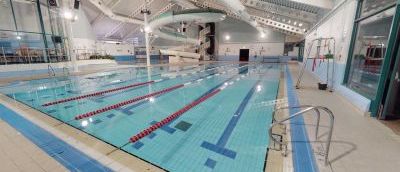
[142,8,151,67]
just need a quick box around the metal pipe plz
[273,105,322,140]
[331,39,336,92]
[269,105,334,166]
[48,64,55,77]
[27,47,31,64]
[296,40,315,88]
[1,47,6,65]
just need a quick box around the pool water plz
[0,62,281,172]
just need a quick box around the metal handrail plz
[48,64,56,77]
[296,37,336,92]
[62,66,70,76]
[269,105,334,166]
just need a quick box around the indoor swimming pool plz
[0,62,281,172]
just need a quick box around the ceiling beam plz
[243,0,318,23]
[104,0,156,38]
[192,0,304,36]
[91,0,121,26]
[122,3,175,40]
[289,0,333,9]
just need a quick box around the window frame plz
[343,0,400,117]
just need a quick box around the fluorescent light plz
[16,36,22,40]
[144,26,152,33]
[260,32,266,38]
[64,10,73,20]
[103,40,121,44]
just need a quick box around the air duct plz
[87,0,144,25]
[216,0,265,34]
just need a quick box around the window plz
[0,0,16,30]
[346,6,396,99]
[12,0,41,33]
[360,0,396,18]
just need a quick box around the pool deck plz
[288,63,400,172]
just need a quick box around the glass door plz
[381,39,400,119]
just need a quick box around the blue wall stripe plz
[285,65,319,172]
[0,104,112,172]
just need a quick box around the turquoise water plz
[0,62,281,172]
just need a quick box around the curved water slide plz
[88,0,226,59]
[149,9,226,59]
[148,9,226,43]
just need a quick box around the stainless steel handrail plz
[269,105,334,166]
[48,64,56,77]
[296,37,336,92]
[62,66,70,76]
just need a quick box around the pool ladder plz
[62,66,70,76]
[48,64,55,77]
[268,105,334,166]
[48,65,70,77]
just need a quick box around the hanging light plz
[225,35,230,40]
[260,32,266,38]
[64,10,73,20]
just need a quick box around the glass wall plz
[0,0,68,65]
[345,0,397,99]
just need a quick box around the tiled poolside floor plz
[288,64,400,172]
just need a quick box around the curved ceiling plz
[82,0,333,42]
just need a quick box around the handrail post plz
[316,106,334,166]
[27,47,31,64]
[315,108,321,140]
[269,105,334,166]
[48,64,55,77]
[1,47,6,65]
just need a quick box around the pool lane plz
[8,63,232,122]
[3,63,221,102]
[116,64,279,172]
[35,64,238,122]
[64,64,252,147]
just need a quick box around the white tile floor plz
[0,119,67,172]
[289,64,400,172]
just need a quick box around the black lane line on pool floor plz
[102,65,252,153]
[55,64,248,126]
[42,63,234,120]
[123,65,252,149]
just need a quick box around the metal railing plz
[74,49,107,60]
[269,105,334,166]
[62,66,70,76]
[0,46,69,65]
[48,64,55,77]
